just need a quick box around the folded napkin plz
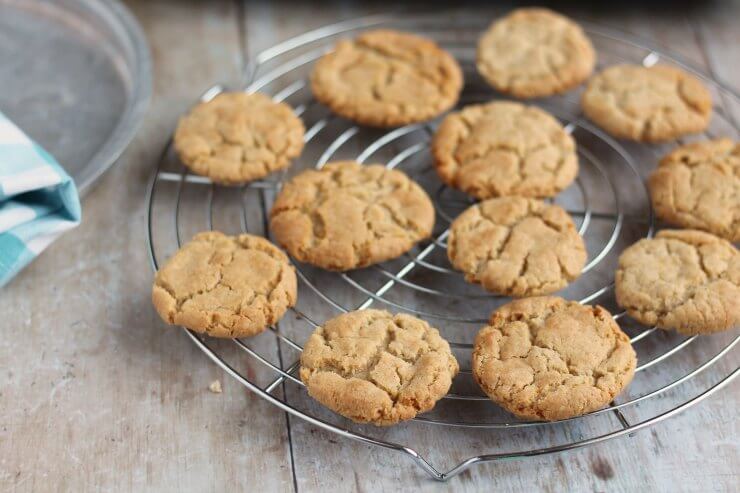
[0,111,81,287]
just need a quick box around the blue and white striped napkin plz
[0,111,81,287]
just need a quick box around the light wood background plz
[1,1,738,491]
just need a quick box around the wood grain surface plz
[1,1,738,492]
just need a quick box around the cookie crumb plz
[209,380,222,394]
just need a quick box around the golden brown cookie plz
[269,161,435,271]
[477,8,595,99]
[432,101,578,200]
[300,309,459,426]
[615,229,739,335]
[448,197,587,297]
[173,92,305,185]
[472,297,636,421]
[310,29,463,127]
[581,65,712,142]
[649,139,740,241]
[151,232,297,338]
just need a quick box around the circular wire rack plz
[146,12,739,481]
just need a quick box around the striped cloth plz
[0,111,81,287]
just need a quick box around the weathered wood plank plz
[0,1,293,491]
[1,2,737,492]
[241,3,739,492]
[694,2,740,127]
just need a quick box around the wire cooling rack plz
[146,12,739,481]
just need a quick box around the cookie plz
[151,232,297,338]
[269,161,435,271]
[649,139,740,242]
[448,197,586,297]
[300,309,459,426]
[581,65,712,142]
[310,29,463,127]
[432,101,578,200]
[173,92,305,185]
[472,297,636,421]
[615,229,739,335]
[477,8,595,99]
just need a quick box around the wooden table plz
[1,1,738,491]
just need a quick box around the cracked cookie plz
[473,296,636,421]
[581,65,712,142]
[615,229,739,335]
[310,29,463,127]
[300,309,459,426]
[448,197,587,297]
[649,139,740,242]
[173,92,305,185]
[477,8,595,99]
[151,231,297,338]
[432,101,578,200]
[269,161,435,271]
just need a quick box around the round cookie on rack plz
[269,161,435,271]
[581,65,712,143]
[448,197,586,297]
[472,296,637,422]
[649,138,740,242]
[615,229,739,335]
[300,309,459,426]
[310,29,463,127]
[477,8,595,99]
[151,231,297,338]
[173,92,305,185]
[432,101,578,200]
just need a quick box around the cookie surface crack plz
[310,29,462,127]
[173,92,305,185]
[270,161,435,271]
[582,65,712,142]
[448,197,586,297]
[151,232,297,338]
[299,309,459,426]
[473,297,636,421]
[433,101,578,200]
[615,229,739,334]
[648,139,739,241]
